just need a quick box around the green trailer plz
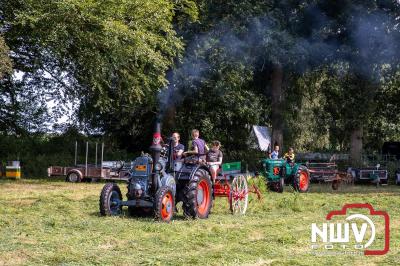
[260,159,310,193]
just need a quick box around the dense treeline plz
[1,0,400,176]
[0,128,134,177]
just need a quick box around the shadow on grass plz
[88,209,190,221]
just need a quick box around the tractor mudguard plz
[177,164,212,181]
[176,164,214,200]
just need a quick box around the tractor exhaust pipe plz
[150,116,162,192]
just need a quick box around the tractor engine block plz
[127,154,153,199]
[127,177,148,199]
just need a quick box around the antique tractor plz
[260,159,310,193]
[99,120,213,222]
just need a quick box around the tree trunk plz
[270,63,284,150]
[350,126,363,166]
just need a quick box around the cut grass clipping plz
[0,179,399,265]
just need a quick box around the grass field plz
[0,178,399,266]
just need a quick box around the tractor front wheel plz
[277,177,284,193]
[183,169,213,219]
[154,186,175,222]
[267,178,284,193]
[99,183,122,216]
[293,166,310,193]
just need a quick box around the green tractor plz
[260,159,310,193]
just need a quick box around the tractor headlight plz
[154,162,163,171]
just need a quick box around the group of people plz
[268,144,295,163]
[169,131,297,180]
[171,129,223,181]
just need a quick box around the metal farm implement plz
[214,162,262,215]
[349,165,388,186]
[306,162,353,190]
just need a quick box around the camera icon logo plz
[311,203,390,255]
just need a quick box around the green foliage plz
[0,78,51,135]
[247,175,267,194]
[1,0,400,163]
[1,0,184,130]
[0,36,12,79]
[0,130,134,178]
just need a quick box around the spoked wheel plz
[183,168,213,219]
[293,166,310,193]
[99,183,122,216]
[229,175,248,215]
[154,186,174,222]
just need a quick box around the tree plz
[308,0,400,163]
[1,0,185,137]
[0,36,12,79]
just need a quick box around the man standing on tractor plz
[207,141,223,182]
[171,132,184,160]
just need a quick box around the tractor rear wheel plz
[154,186,174,222]
[293,166,310,193]
[183,169,213,219]
[99,183,122,216]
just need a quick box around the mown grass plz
[0,178,399,266]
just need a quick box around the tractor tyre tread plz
[293,166,310,193]
[99,183,122,216]
[182,169,213,219]
[154,186,175,222]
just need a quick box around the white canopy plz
[251,125,271,151]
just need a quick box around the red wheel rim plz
[197,179,210,215]
[299,171,309,191]
[161,192,173,220]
